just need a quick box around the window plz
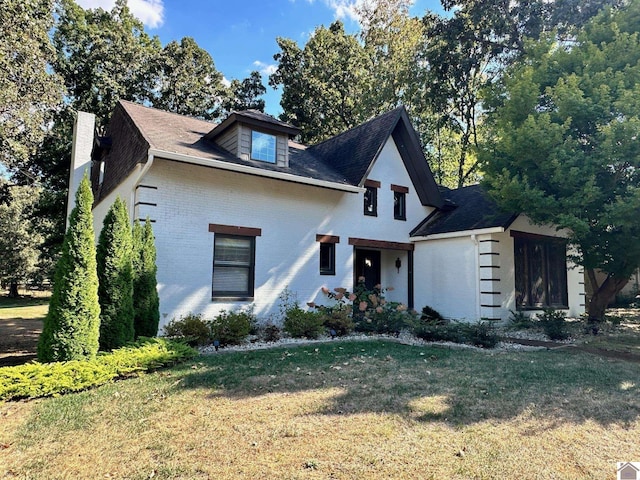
[364,186,378,216]
[251,131,276,163]
[317,234,339,275]
[394,191,406,220]
[212,234,255,298]
[513,233,568,309]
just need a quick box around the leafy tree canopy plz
[481,0,640,321]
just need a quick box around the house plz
[67,101,585,329]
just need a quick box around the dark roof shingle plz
[411,184,518,237]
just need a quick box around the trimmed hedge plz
[0,338,197,402]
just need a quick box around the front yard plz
[2,339,639,479]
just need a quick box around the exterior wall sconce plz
[395,257,402,273]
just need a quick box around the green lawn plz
[1,339,639,479]
[0,294,49,320]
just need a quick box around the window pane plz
[514,239,527,307]
[394,191,406,220]
[364,186,377,216]
[528,242,546,306]
[547,241,568,306]
[251,131,276,163]
[320,242,335,275]
[215,236,251,265]
[212,266,249,293]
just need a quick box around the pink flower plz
[334,287,347,294]
[380,299,386,305]
[368,294,378,306]
[348,293,357,301]
[376,306,383,313]
[321,287,330,294]
[396,304,407,312]
[335,293,344,300]
[359,301,368,312]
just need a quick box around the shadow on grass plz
[175,339,640,427]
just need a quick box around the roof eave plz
[147,148,363,193]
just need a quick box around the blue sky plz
[75,0,446,115]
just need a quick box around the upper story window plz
[317,234,339,276]
[251,131,276,163]
[363,180,380,217]
[391,184,408,221]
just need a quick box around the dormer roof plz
[205,109,300,141]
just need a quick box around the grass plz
[0,292,49,320]
[1,339,639,479]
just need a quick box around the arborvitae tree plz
[132,218,160,338]
[97,196,134,350]
[37,174,100,362]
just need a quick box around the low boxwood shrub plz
[538,308,570,341]
[283,305,325,339]
[0,338,197,401]
[163,313,211,346]
[318,304,354,336]
[411,318,499,348]
[210,310,255,346]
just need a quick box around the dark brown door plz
[355,249,381,291]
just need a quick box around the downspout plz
[131,153,155,223]
[471,234,481,320]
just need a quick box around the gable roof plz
[292,107,443,207]
[205,109,300,140]
[96,101,443,205]
[411,184,518,237]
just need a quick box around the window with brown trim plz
[317,234,339,275]
[393,191,406,220]
[364,186,377,216]
[514,234,568,309]
[212,234,256,299]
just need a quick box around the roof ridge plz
[118,99,219,126]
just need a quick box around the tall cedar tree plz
[37,174,100,362]
[132,218,160,338]
[97,197,135,350]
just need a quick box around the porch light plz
[395,257,402,273]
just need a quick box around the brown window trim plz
[348,237,415,251]
[364,179,381,188]
[390,184,409,193]
[209,223,262,237]
[316,234,340,244]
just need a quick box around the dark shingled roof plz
[411,184,518,236]
[96,101,443,205]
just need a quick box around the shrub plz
[97,196,135,351]
[38,174,100,362]
[462,321,500,348]
[538,308,570,341]
[132,218,160,338]
[420,305,445,324]
[508,310,535,329]
[0,338,197,401]
[317,303,354,336]
[163,313,211,346]
[283,305,325,339]
[261,323,281,343]
[210,309,255,346]
[411,319,499,348]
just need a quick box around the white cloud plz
[221,76,231,88]
[322,0,364,22]
[253,61,277,76]
[75,0,164,28]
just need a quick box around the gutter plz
[147,148,364,194]
[411,226,506,242]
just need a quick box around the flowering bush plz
[310,277,416,336]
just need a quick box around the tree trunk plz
[587,269,629,328]
[8,281,19,298]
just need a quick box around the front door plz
[355,249,381,291]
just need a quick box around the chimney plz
[67,111,96,228]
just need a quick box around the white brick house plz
[69,101,584,329]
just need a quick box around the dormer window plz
[251,131,276,163]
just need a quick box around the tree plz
[97,196,134,350]
[270,21,372,144]
[154,37,225,120]
[53,0,162,126]
[222,71,266,113]
[0,0,63,176]
[0,181,43,297]
[481,1,640,322]
[132,218,160,338]
[37,174,100,362]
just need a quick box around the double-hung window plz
[363,180,380,216]
[391,185,408,221]
[210,224,261,299]
[513,232,568,309]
